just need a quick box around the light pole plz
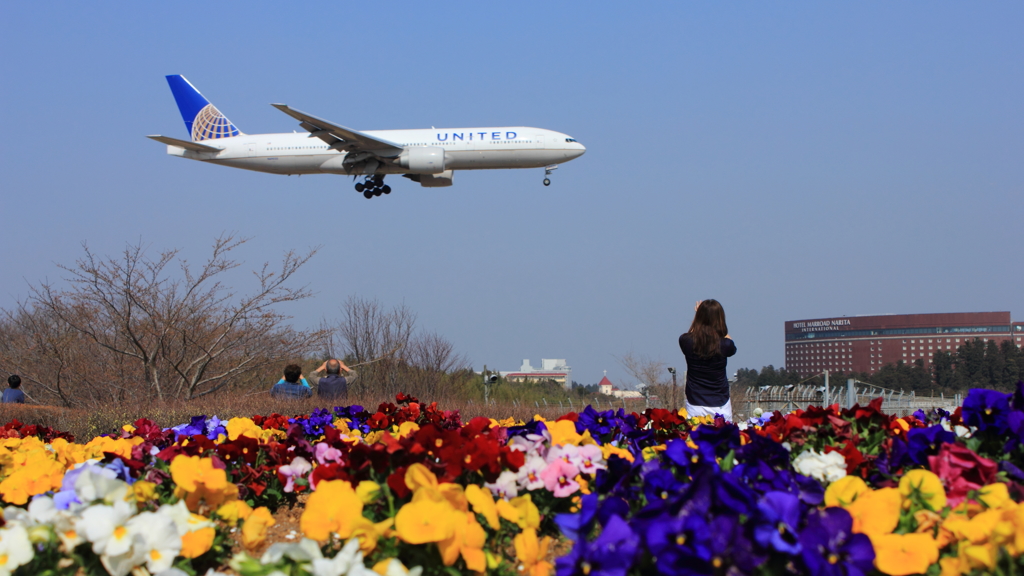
[668,367,677,412]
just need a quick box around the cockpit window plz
[565,138,577,142]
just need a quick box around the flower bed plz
[0,385,1023,576]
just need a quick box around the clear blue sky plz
[1,3,1021,387]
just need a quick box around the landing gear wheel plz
[355,183,365,192]
[373,175,384,185]
[543,178,551,186]
[374,188,383,197]
[381,185,391,195]
[363,190,373,199]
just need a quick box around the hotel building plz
[785,312,1023,377]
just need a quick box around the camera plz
[667,367,676,375]
[485,375,498,384]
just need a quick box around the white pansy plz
[100,546,146,576]
[792,449,847,484]
[80,500,136,557]
[2,507,33,528]
[0,523,34,576]
[483,470,519,500]
[310,537,362,576]
[157,500,212,536]
[955,425,972,438]
[516,455,548,492]
[127,511,182,574]
[53,511,85,550]
[260,538,323,564]
[74,466,130,504]
[27,496,58,525]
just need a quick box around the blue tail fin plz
[165,75,242,141]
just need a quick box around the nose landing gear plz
[543,165,557,186]
[354,175,391,199]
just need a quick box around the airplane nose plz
[570,143,586,159]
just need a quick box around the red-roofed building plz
[598,373,643,399]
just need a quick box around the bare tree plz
[20,235,324,402]
[406,331,470,399]
[617,350,670,389]
[338,296,416,398]
[336,297,474,402]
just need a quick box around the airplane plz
[148,75,586,199]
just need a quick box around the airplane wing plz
[271,104,404,157]
[147,135,221,153]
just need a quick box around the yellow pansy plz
[241,506,275,550]
[496,494,541,530]
[356,480,381,504]
[871,532,939,576]
[394,497,456,544]
[514,527,554,576]
[898,469,947,511]
[225,417,261,441]
[547,420,583,446]
[600,444,635,463]
[300,480,365,542]
[978,483,1011,510]
[170,455,236,511]
[131,480,157,503]
[404,463,440,493]
[215,499,253,526]
[824,475,869,507]
[181,526,216,558]
[846,488,901,537]
[436,511,487,571]
[465,484,499,529]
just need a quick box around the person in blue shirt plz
[270,364,312,399]
[3,375,26,404]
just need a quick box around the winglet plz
[165,75,242,141]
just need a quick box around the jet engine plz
[397,147,445,174]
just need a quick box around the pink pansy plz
[540,459,580,498]
[517,455,548,491]
[484,470,519,500]
[546,444,581,467]
[278,456,312,493]
[314,442,343,465]
[576,444,606,475]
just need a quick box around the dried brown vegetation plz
[0,235,325,408]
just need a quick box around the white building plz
[500,359,572,390]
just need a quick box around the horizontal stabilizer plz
[147,135,222,153]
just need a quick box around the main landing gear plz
[354,175,391,199]
[543,165,557,186]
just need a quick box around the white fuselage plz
[167,127,586,176]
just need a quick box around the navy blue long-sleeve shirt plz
[678,334,736,407]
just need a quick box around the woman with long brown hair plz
[678,299,736,421]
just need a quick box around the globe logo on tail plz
[191,104,239,141]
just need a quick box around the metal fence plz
[735,376,961,421]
